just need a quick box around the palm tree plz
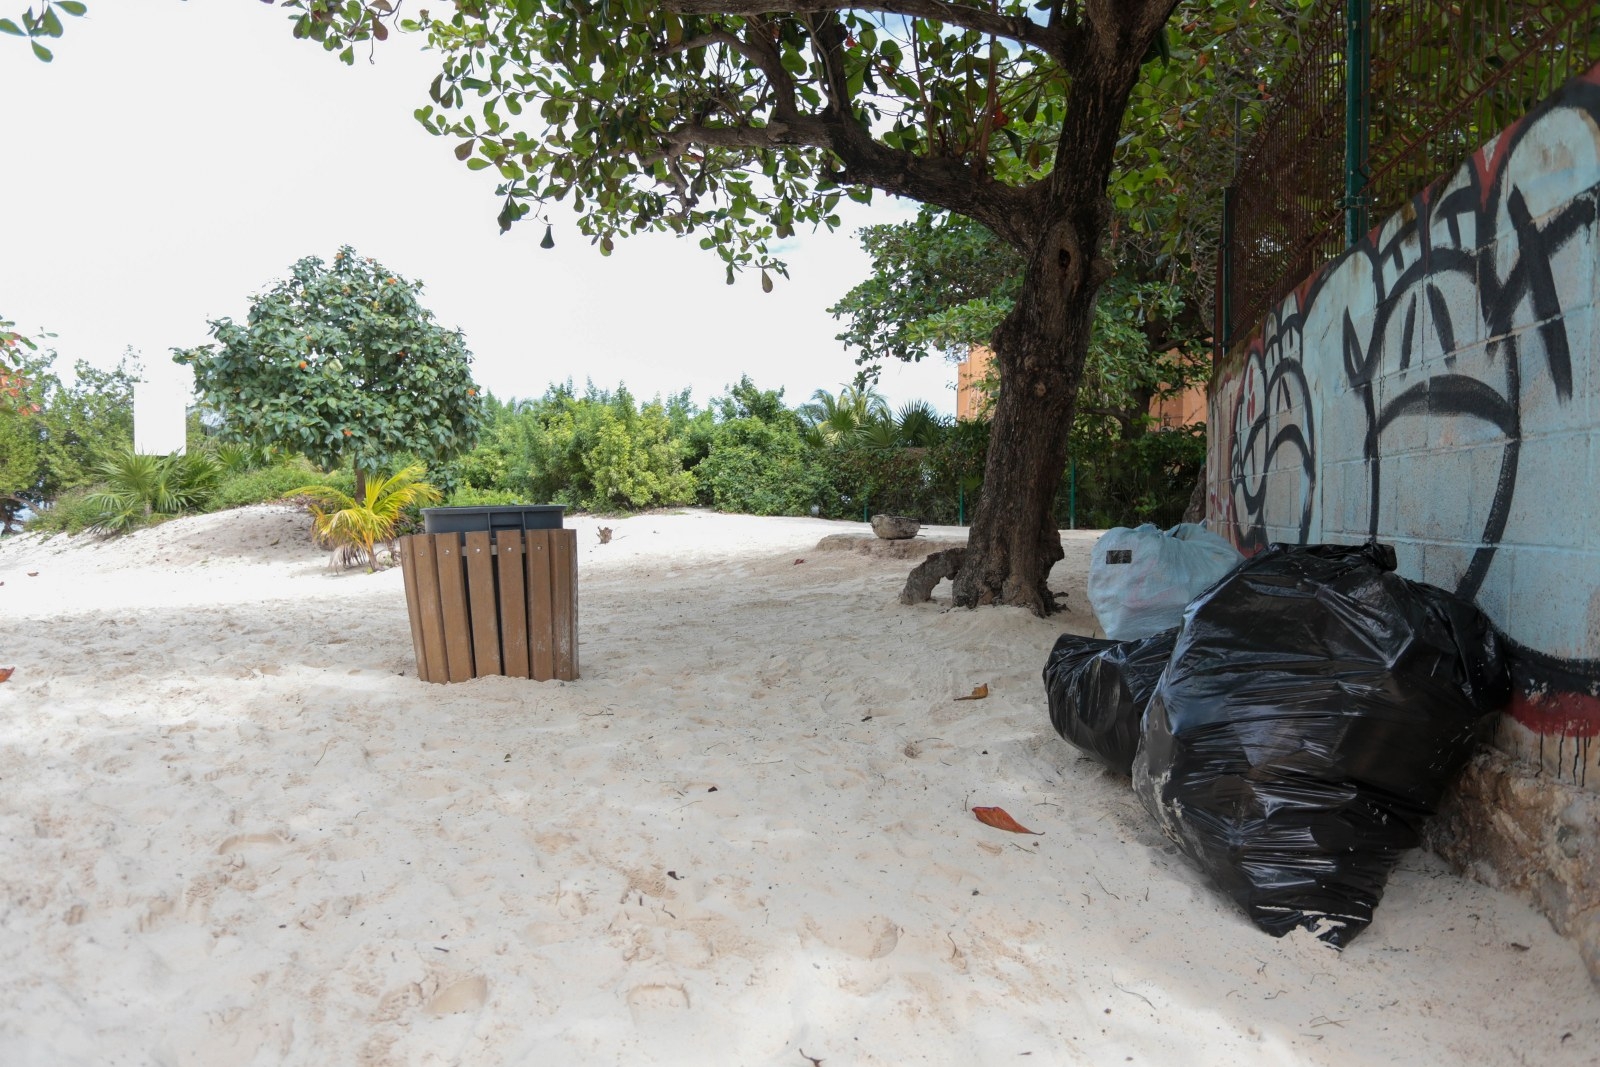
[798,385,890,447]
[293,462,441,570]
[891,399,949,449]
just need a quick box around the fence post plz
[1344,0,1371,245]
[1068,459,1077,531]
[1218,185,1236,357]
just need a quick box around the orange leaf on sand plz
[972,806,1041,835]
[954,683,989,701]
[0,666,14,683]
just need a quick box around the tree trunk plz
[950,8,1176,616]
[952,219,1103,615]
[353,466,367,503]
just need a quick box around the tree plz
[831,212,1025,372]
[798,384,889,448]
[175,247,484,499]
[295,461,442,570]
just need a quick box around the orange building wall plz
[955,343,1207,428]
[955,345,994,422]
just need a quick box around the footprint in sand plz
[216,833,286,854]
[626,982,690,1025]
[427,975,488,1015]
[802,915,901,960]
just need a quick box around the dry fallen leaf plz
[972,806,1042,835]
[954,683,989,701]
[0,666,14,683]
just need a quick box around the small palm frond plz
[291,462,441,570]
[894,400,948,448]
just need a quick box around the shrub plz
[85,449,221,534]
[446,485,526,507]
[26,488,103,536]
[1062,424,1206,529]
[694,417,827,516]
[211,460,338,510]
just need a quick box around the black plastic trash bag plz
[1044,629,1177,776]
[1131,542,1509,947]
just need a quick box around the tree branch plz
[662,1,1077,63]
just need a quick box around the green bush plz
[85,449,221,533]
[1062,424,1205,529]
[445,485,526,507]
[814,418,987,525]
[494,384,695,512]
[693,416,827,516]
[212,461,338,510]
[28,488,111,536]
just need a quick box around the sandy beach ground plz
[0,505,1594,1066]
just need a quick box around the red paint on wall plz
[1511,688,1600,739]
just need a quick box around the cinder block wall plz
[1210,65,1600,981]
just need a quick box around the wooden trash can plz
[397,529,578,683]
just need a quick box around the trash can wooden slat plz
[399,529,578,683]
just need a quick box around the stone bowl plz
[870,514,920,540]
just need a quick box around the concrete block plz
[1503,433,1593,550]
[1374,210,1425,298]
[1420,259,1488,354]
[1489,235,1536,340]
[1503,544,1600,661]
[1374,452,1407,539]
[1535,189,1597,334]
[1417,447,1494,544]
[1390,537,1424,582]
[1423,346,1517,451]
[1375,371,1431,457]
[1372,285,1433,374]
[1264,468,1314,539]
[1318,458,1365,540]
[1515,305,1592,437]
[1500,103,1600,222]
[1318,385,1370,470]
[1427,166,1481,255]
[1590,432,1600,551]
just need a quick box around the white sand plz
[0,505,1594,1066]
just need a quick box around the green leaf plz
[0,18,23,36]
[31,40,51,62]
[56,1,88,14]
[465,157,491,170]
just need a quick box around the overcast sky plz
[1,1,957,414]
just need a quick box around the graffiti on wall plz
[1214,65,1600,758]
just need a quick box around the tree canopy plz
[175,247,483,494]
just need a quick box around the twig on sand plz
[1112,979,1156,1012]
[313,740,332,767]
[798,1050,824,1067]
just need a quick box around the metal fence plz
[1219,0,1600,349]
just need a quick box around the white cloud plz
[0,1,957,414]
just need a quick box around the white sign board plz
[133,365,189,456]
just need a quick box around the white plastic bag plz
[1087,523,1243,640]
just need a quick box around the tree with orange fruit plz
[175,247,483,499]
